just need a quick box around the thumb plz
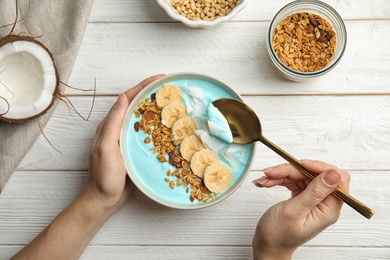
[101,93,129,146]
[290,169,341,217]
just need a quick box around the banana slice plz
[156,84,182,108]
[180,134,205,162]
[161,101,187,128]
[190,149,219,178]
[204,162,233,193]
[172,116,197,140]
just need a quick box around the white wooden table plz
[1,1,390,259]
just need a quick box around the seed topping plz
[171,0,239,21]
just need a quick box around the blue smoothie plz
[125,78,255,207]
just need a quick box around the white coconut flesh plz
[0,40,57,121]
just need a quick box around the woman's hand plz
[81,74,164,215]
[252,160,351,260]
[12,75,165,260]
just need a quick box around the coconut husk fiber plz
[0,0,94,193]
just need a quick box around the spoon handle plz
[259,136,375,219]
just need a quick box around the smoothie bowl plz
[120,73,256,209]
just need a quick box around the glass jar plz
[266,0,347,82]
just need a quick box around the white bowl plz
[120,73,256,209]
[156,0,248,28]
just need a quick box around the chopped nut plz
[144,111,158,123]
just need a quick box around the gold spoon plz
[212,98,375,219]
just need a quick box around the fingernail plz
[116,93,127,107]
[252,176,268,187]
[252,182,263,188]
[323,170,341,187]
[262,166,275,173]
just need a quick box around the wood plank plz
[17,95,390,171]
[2,0,389,258]
[66,21,390,95]
[1,171,388,247]
[89,0,390,22]
[1,245,390,260]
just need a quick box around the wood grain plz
[2,0,390,259]
[1,171,388,247]
[66,21,390,95]
[90,0,390,22]
[17,95,390,171]
[1,245,390,260]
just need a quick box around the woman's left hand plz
[82,74,164,214]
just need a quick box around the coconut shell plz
[0,35,59,123]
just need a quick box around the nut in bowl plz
[156,0,248,28]
[120,73,256,209]
[266,0,347,81]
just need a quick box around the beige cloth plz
[0,0,94,193]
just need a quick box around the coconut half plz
[0,35,59,123]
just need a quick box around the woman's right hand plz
[252,160,351,260]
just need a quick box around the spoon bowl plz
[212,98,262,144]
[212,98,375,219]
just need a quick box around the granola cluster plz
[134,93,216,203]
[272,12,336,72]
